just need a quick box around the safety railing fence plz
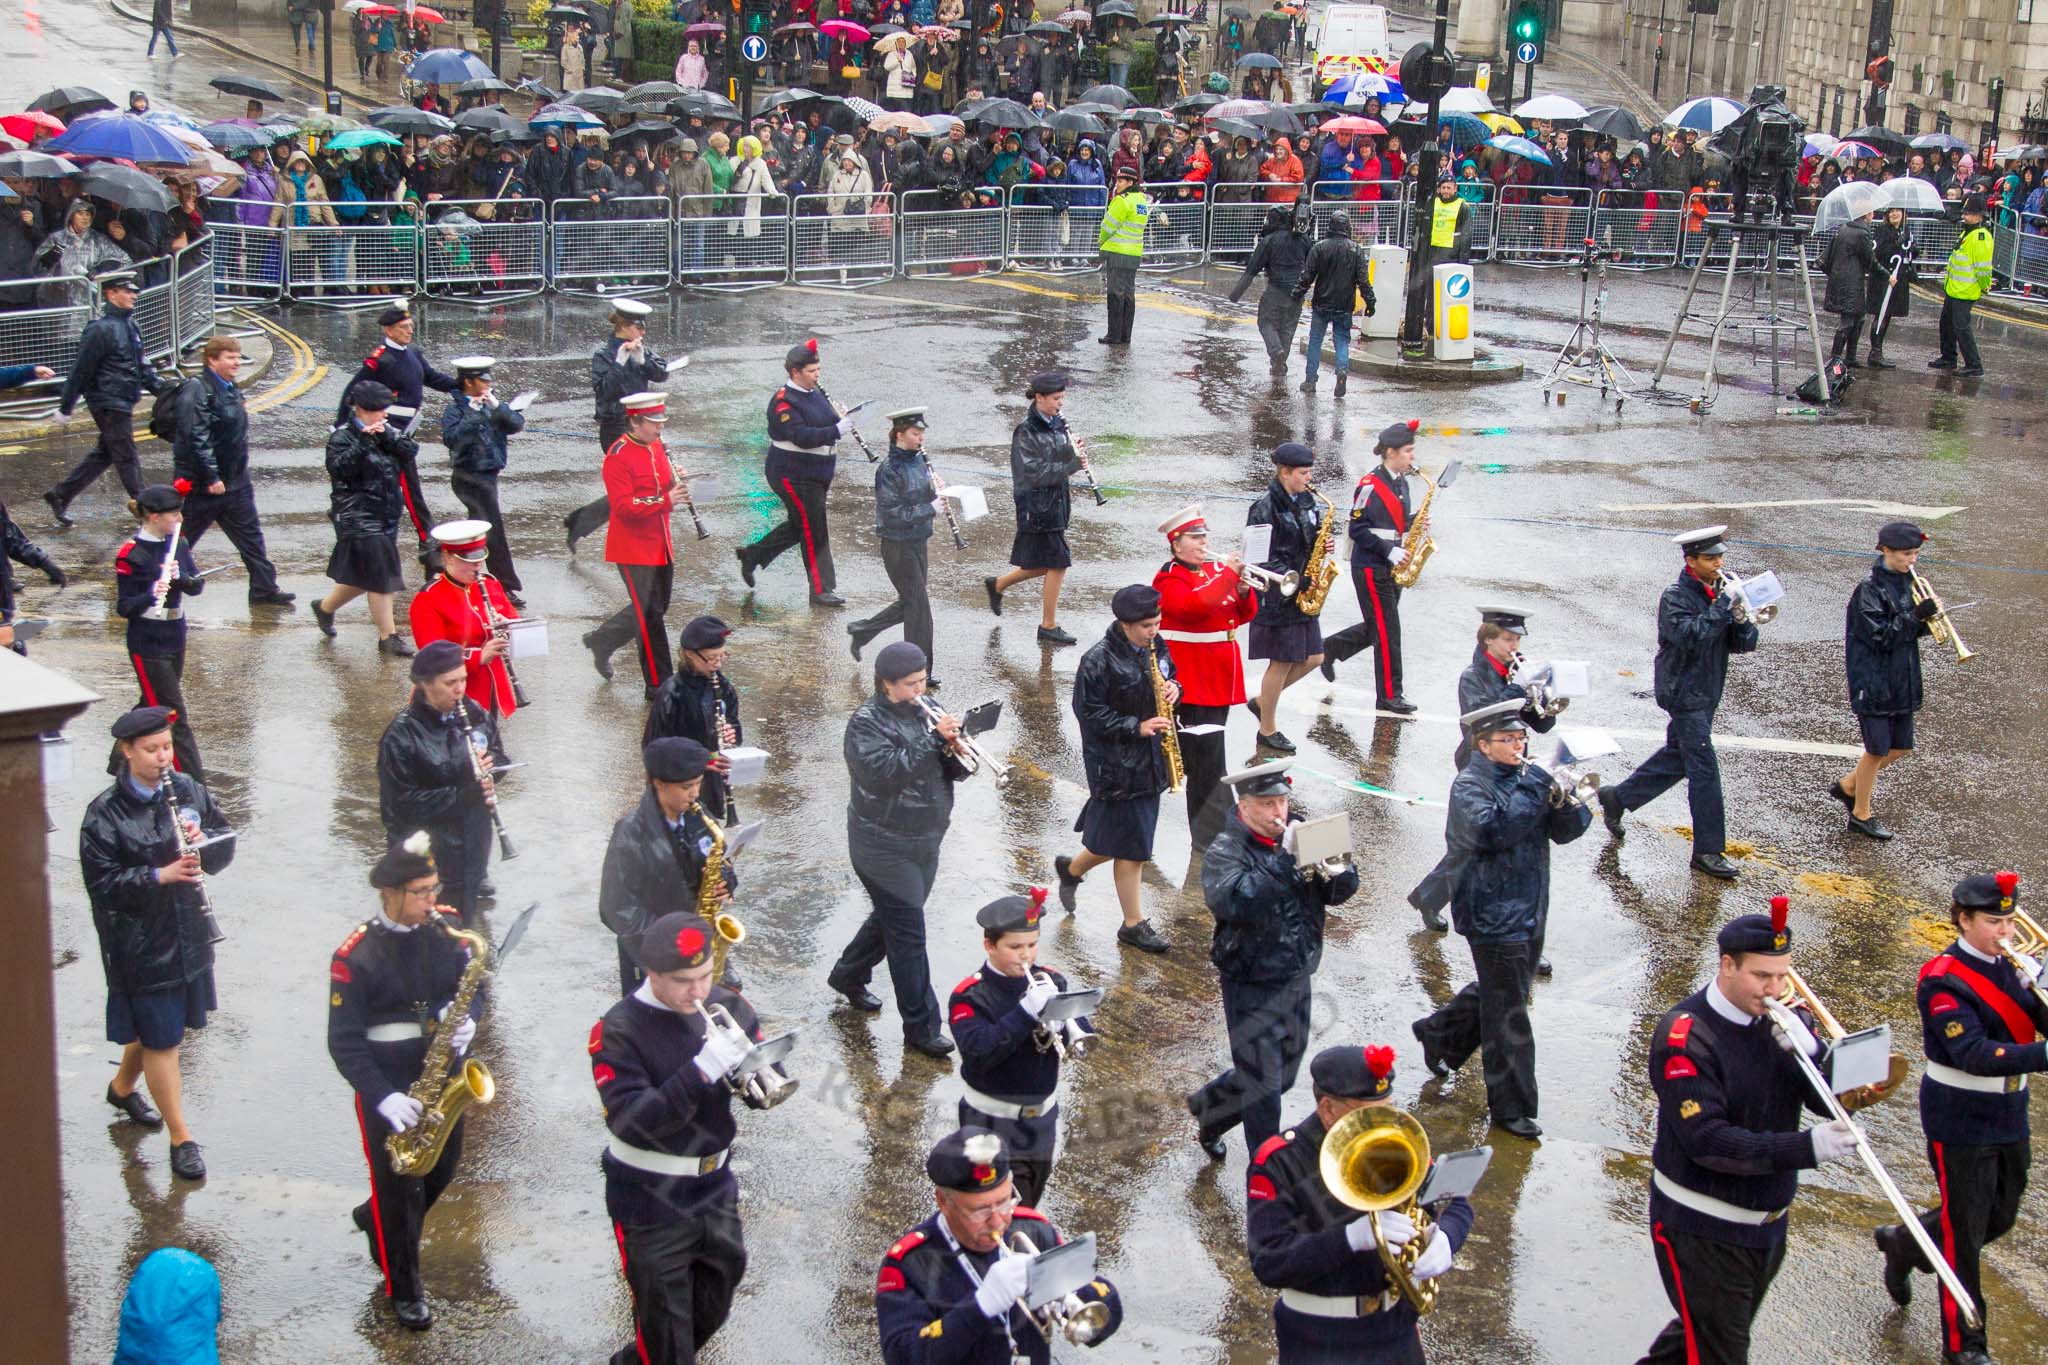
[0,274,90,416]
[422,198,546,302]
[205,201,288,301]
[1996,212,2048,297]
[1592,190,1683,270]
[129,251,179,361]
[899,189,1006,277]
[1461,182,1498,262]
[675,192,792,292]
[284,200,423,308]
[1204,187,1282,261]
[172,239,216,351]
[550,195,672,297]
[790,190,897,289]
[1138,180,1208,270]
[1004,184,1108,275]
[1495,185,1594,265]
[1304,180,1408,249]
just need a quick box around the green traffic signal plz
[1512,8,1542,40]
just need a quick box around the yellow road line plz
[1908,282,2048,333]
[977,274,1252,326]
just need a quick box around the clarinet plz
[478,571,531,709]
[921,446,967,550]
[457,704,517,861]
[817,382,878,463]
[1071,431,1107,507]
[712,670,737,823]
[158,768,226,944]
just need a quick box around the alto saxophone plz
[691,801,745,982]
[386,923,495,1176]
[1293,490,1341,616]
[1391,468,1441,590]
[1149,646,1185,794]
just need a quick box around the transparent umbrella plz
[1879,177,1944,214]
[1812,179,1886,232]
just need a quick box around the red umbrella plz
[1321,115,1387,135]
[1,111,66,140]
[818,17,870,41]
[363,3,444,18]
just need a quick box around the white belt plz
[1370,528,1400,540]
[1652,1170,1788,1226]
[607,1136,731,1177]
[365,1022,425,1042]
[1160,629,1234,644]
[143,608,183,621]
[770,440,833,456]
[962,1082,1060,1122]
[1279,1288,1383,1318]
[1925,1060,2028,1095]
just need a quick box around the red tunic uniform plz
[601,435,675,566]
[1153,558,1258,706]
[410,572,522,716]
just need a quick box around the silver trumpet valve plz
[1548,762,1603,809]
[1028,970,1095,1060]
[1003,1233,1111,1345]
[703,1003,797,1109]
[915,695,1012,788]
[1719,569,1778,626]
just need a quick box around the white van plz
[1313,4,1393,92]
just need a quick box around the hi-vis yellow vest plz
[1431,196,1462,248]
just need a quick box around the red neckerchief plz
[1486,653,1511,680]
[1686,564,1717,601]
[1360,471,1407,534]
[1923,951,2038,1044]
[1249,831,1278,847]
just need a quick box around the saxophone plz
[691,801,745,981]
[386,923,495,1176]
[1293,490,1341,617]
[1148,646,1185,794]
[1391,467,1440,589]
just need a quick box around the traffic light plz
[1510,3,1546,64]
[743,0,773,37]
[1865,54,1894,87]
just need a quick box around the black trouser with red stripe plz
[1637,1222,1785,1365]
[354,1097,465,1303]
[110,649,204,781]
[611,1201,746,1365]
[1898,1138,2029,1357]
[394,455,439,587]
[745,463,835,595]
[1321,565,1404,701]
[590,562,675,690]
[567,416,627,548]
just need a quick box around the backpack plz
[1795,358,1850,405]
[147,377,196,441]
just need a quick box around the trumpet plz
[1996,906,2048,1012]
[1028,969,1095,1061]
[1909,566,1975,664]
[1507,653,1570,717]
[1543,759,1603,809]
[703,1001,798,1109]
[1206,552,1298,597]
[1717,568,1778,626]
[1002,1233,1111,1345]
[914,695,1012,788]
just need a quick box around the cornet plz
[914,695,1012,788]
[1028,970,1095,1062]
[1544,760,1602,809]
[1206,553,1298,598]
[1002,1233,1111,1345]
[703,1002,798,1109]
[1909,567,1975,664]
[1508,652,1569,718]
[1717,569,1778,625]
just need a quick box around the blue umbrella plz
[1322,70,1404,107]
[1484,133,1552,165]
[1663,96,1745,133]
[1397,109,1488,153]
[48,112,196,164]
[529,103,607,129]
[404,47,495,85]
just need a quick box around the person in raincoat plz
[114,1248,221,1365]
[34,200,127,307]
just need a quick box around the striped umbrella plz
[1662,96,1745,132]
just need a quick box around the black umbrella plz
[1025,20,1068,35]
[773,21,817,35]
[1208,118,1263,140]
[455,105,526,134]
[617,118,681,141]
[1235,52,1280,69]
[1122,108,1172,127]
[201,122,267,153]
[1909,131,1968,153]
[456,77,515,94]
[954,97,995,119]
[969,98,1036,129]
[1144,12,1192,24]
[368,105,458,136]
[515,77,561,102]
[29,87,115,119]
[490,127,541,146]
[1241,106,1302,135]
[561,87,624,113]
[78,163,174,212]
[0,150,82,179]
[756,88,835,115]
[1063,101,1122,118]
[1048,109,1108,134]
[1095,0,1137,16]
[209,74,288,102]
[1173,93,1225,114]
[622,80,684,110]
[1844,124,1910,156]
[672,90,742,121]
[1077,83,1135,109]
[1577,105,1644,140]
[543,3,591,18]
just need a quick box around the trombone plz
[1320,1106,1438,1316]
[1205,552,1298,598]
[1717,569,1778,625]
[1001,1233,1111,1345]
[1909,566,1976,664]
[1028,969,1095,1062]
[914,695,1012,788]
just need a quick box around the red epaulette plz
[1928,992,1961,1015]
[587,1019,605,1055]
[592,1062,617,1086]
[885,1230,926,1261]
[333,924,367,958]
[1252,1134,1288,1167]
[1009,1206,1048,1223]
[951,974,981,997]
[114,539,138,572]
[1666,1014,1694,1050]
[1920,956,1957,983]
[330,924,368,981]
[365,345,384,370]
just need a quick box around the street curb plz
[105,0,386,112]
[0,333,273,444]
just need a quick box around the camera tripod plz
[1647,212,1830,413]
[1542,232,1635,413]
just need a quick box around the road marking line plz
[1597,497,1965,520]
[975,274,1253,325]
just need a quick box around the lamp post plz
[1398,0,1452,350]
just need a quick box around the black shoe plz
[169,1140,207,1180]
[1319,658,1336,682]
[1334,374,1348,396]
[826,972,883,1012]
[352,1202,381,1266]
[1848,813,1896,840]
[43,490,73,527]
[1117,919,1170,954]
[564,524,578,554]
[1598,787,1625,838]
[1928,357,1956,369]
[982,575,1004,616]
[1244,697,1260,720]
[582,630,613,681]
[847,622,870,661]
[734,545,756,587]
[506,591,526,610]
[1416,901,1448,932]
[1844,356,1863,369]
[311,600,336,637]
[1185,1092,1227,1160]
[1258,729,1296,754]
[1496,1117,1543,1141]
[1412,1019,1450,1078]
[1535,957,1553,979]
[811,591,846,607]
[1690,853,1740,880]
[1037,625,1076,646]
[377,634,416,658]
[249,589,298,608]
[393,1297,432,1331]
[1053,854,1081,912]
[1380,696,1418,715]
[1875,1225,1913,1307]
[1828,779,1856,812]
[924,676,941,691]
[905,1033,956,1059]
[106,1083,162,1128]
[1958,366,1985,377]
[1098,335,1116,345]
[719,960,743,993]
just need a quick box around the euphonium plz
[1148,646,1184,794]
[1390,467,1440,590]
[1294,489,1341,616]
[1004,1232,1111,1344]
[1319,1106,1438,1315]
[387,923,496,1176]
[1909,566,1975,663]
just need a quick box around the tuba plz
[1293,489,1341,616]
[1390,467,1441,590]
[1320,1106,1438,1316]
[387,923,496,1176]
[1909,567,1975,664]
[1148,646,1184,794]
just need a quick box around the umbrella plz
[456,76,514,94]
[920,113,964,137]
[1437,86,1493,114]
[1880,177,1944,213]
[455,105,525,134]
[1145,13,1192,24]
[209,74,288,102]
[543,4,592,19]
[1048,109,1107,134]
[49,113,195,164]
[844,95,889,123]
[341,0,378,8]
[1398,108,1488,151]
[616,119,680,142]
[1122,107,1173,127]
[1802,132,1839,155]
[77,162,174,211]
[754,88,825,115]
[0,111,65,140]
[1909,131,1968,154]
[530,103,607,128]
[622,80,684,109]
[1843,125,1909,156]
[1477,113,1524,135]
[683,20,725,36]
[1663,96,1744,132]
[1095,0,1137,17]
[773,21,817,35]
[0,150,81,178]
[1814,179,1885,230]
[491,127,540,146]
[1578,105,1643,140]
[1056,9,1092,25]
[969,98,1036,129]
[515,77,560,102]
[1321,115,1388,136]
[870,110,935,135]
[1208,118,1264,141]
[326,127,404,150]
[819,18,870,41]
[672,90,741,120]
[1023,20,1067,35]
[404,48,494,85]
[1484,133,1552,165]
[1077,84,1135,109]
[1235,52,1281,70]
[1173,93,1225,114]
[363,2,445,17]
[1513,94,1586,121]
[1209,98,1278,119]
[1063,101,1121,118]
[29,88,115,119]
[870,22,907,37]
[201,121,267,153]
[1830,140,1882,161]
[143,109,203,130]
[561,87,625,113]
[368,106,457,136]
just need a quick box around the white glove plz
[378,1092,424,1132]
[2010,948,2044,982]
[836,414,856,438]
[692,1023,751,1082]
[1345,1209,1415,1253]
[1388,546,1410,567]
[447,1012,477,1055]
[1019,975,1058,1019]
[973,1253,1032,1318]
[1772,1011,1821,1059]
[1411,1227,1454,1280]
[1810,1118,1860,1165]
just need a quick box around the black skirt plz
[327,530,405,592]
[106,969,217,1050]
[1249,618,1324,662]
[1075,794,1160,862]
[1009,529,1072,571]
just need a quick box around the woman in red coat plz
[409,518,523,720]
[584,393,678,695]
[1151,506,1257,845]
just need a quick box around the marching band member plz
[410,519,522,721]
[328,837,482,1332]
[1052,585,1178,955]
[874,1127,1124,1365]
[1187,761,1359,1158]
[1411,700,1589,1141]
[736,338,849,607]
[377,640,498,925]
[112,483,207,780]
[1636,902,1858,1364]
[1875,872,2048,1365]
[1152,505,1258,846]
[827,641,971,1060]
[1245,442,1326,753]
[599,738,738,997]
[334,304,456,580]
[1,493,65,655]
[440,356,526,602]
[849,407,939,683]
[1598,526,1759,881]
[569,298,670,553]
[1247,1046,1474,1364]
[948,890,1093,1209]
[983,372,1084,647]
[1411,606,1559,935]
[1833,521,1936,842]
[1319,421,1421,715]
[589,910,784,1365]
[644,615,743,821]
[84,705,235,1184]
[584,392,678,695]
[313,381,417,657]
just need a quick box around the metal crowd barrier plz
[1495,186,1593,265]
[172,239,216,348]
[286,201,422,308]
[900,189,1005,277]
[675,192,791,292]
[1205,188,1280,260]
[422,199,546,303]
[1005,184,1106,275]
[205,201,287,301]
[1139,180,1207,271]
[1996,212,2048,297]
[551,195,672,298]
[790,190,896,289]
[130,253,179,360]
[1305,180,1408,248]
[0,239,218,409]
[1593,190,1683,269]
